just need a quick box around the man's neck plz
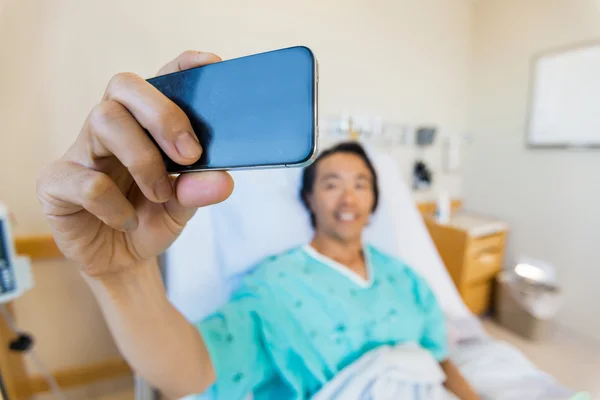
[310,233,364,268]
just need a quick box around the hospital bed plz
[137,149,576,400]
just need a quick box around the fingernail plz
[191,171,223,182]
[154,176,173,202]
[175,132,202,159]
[123,216,139,232]
[195,52,220,63]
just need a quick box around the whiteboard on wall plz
[527,42,600,148]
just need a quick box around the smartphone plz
[147,46,318,173]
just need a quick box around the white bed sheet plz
[451,334,575,400]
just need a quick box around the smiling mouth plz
[335,212,358,222]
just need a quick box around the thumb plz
[164,171,234,226]
[156,51,222,76]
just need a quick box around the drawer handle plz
[472,245,500,256]
[476,254,498,265]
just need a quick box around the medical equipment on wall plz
[320,115,471,199]
[412,160,433,190]
[0,204,33,304]
[0,203,65,400]
[415,126,437,147]
[320,115,413,146]
[443,133,474,173]
[443,137,461,173]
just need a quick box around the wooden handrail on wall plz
[6,198,462,398]
[14,234,63,261]
[17,357,132,397]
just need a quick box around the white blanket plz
[451,338,576,400]
[311,344,456,400]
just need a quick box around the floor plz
[33,319,600,400]
[481,318,600,397]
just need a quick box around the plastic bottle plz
[435,190,451,224]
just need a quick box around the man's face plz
[307,152,375,242]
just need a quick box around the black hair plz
[300,141,380,228]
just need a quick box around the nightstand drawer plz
[465,250,503,284]
[463,282,492,315]
[467,234,504,258]
[463,233,504,284]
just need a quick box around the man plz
[37,51,478,399]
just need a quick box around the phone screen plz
[148,46,317,172]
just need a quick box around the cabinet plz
[424,214,508,315]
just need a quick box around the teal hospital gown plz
[195,245,448,400]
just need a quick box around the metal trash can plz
[495,260,562,341]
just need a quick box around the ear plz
[304,192,315,213]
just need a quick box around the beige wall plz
[0,0,472,235]
[1,0,472,374]
[466,0,600,340]
[13,259,121,374]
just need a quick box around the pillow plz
[210,168,313,278]
[166,146,471,321]
[164,207,233,323]
[209,147,470,318]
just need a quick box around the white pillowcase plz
[210,168,313,278]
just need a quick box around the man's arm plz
[36,50,232,399]
[440,359,479,400]
[84,260,216,399]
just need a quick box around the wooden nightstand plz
[424,213,508,315]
